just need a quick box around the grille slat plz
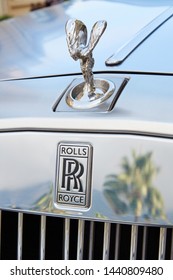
[40,215,46,260]
[130,225,138,260]
[1,210,173,260]
[142,226,147,260]
[77,219,85,260]
[158,228,167,260]
[17,213,23,260]
[64,218,70,260]
[103,222,111,260]
[114,224,120,260]
[89,221,94,260]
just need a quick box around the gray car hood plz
[0,0,173,80]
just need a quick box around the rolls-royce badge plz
[55,142,92,209]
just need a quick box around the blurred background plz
[0,0,62,19]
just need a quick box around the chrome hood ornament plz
[65,19,115,109]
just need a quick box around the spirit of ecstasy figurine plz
[65,19,115,109]
[66,19,107,95]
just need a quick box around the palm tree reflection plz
[104,151,166,221]
[33,185,53,211]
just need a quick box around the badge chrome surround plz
[55,142,93,209]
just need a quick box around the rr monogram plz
[61,158,84,192]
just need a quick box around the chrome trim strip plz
[142,226,147,260]
[17,212,23,260]
[0,210,1,260]
[130,225,138,260]
[115,224,120,260]
[89,221,94,260]
[158,228,167,260]
[40,215,46,260]
[106,7,173,66]
[64,218,70,260]
[103,222,111,260]
[77,219,85,260]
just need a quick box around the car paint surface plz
[0,0,173,79]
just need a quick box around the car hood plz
[0,0,173,80]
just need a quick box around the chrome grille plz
[0,210,173,260]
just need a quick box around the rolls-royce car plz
[0,0,173,260]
